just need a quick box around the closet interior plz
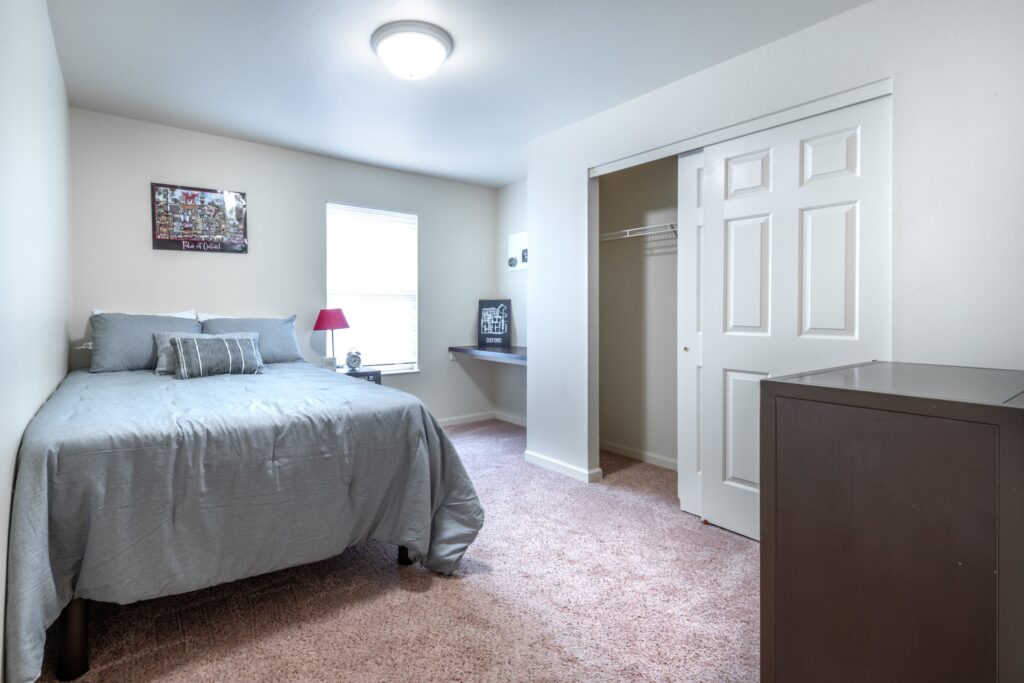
[598,156,678,472]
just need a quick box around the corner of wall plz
[493,180,529,426]
[524,449,602,483]
[0,0,72,677]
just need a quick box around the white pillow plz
[197,312,231,322]
[92,309,197,319]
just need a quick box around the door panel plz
[724,369,766,489]
[698,97,892,539]
[726,149,772,198]
[801,127,859,184]
[677,151,704,514]
[726,214,771,334]
[799,202,857,337]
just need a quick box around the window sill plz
[371,366,420,376]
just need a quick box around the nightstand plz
[338,368,381,385]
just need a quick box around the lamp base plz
[322,356,337,370]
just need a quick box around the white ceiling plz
[48,0,869,187]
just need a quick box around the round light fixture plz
[371,20,453,80]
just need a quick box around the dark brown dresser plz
[761,361,1024,682]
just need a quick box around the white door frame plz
[590,78,892,179]
[677,150,704,514]
[585,77,893,485]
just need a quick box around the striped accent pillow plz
[171,336,264,379]
[153,332,262,374]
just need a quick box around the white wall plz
[527,0,1024,478]
[69,109,499,422]
[0,0,70,674]
[491,180,528,424]
[598,158,677,469]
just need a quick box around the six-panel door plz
[684,97,892,539]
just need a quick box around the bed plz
[5,361,484,683]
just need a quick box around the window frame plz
[325,202,420,375]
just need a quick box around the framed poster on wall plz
[151,182,248,253]
[478,299,511,347]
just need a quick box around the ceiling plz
[48,0,869,187]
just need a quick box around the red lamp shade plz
[313,308,350,331]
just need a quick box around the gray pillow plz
[171,336,264,379]
[90,313,202,372]
[153,332,262,374]
[201,315,304,364]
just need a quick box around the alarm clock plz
[345,349,362,371]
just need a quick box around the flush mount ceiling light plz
[371,20,453,80]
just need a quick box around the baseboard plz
[493,411,526,427]
[524,449,603,483]
[437,412,499,427]
[438,411,527,428]
[600,439,678,471]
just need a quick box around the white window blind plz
[326,203,418,372]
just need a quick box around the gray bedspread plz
[5,362,484,682]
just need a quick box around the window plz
[326,203,418,372]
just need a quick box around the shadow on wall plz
[597,155,678,465]
[599,234,677,452]
[600,236,649,442]
[68,316,94,370]
[446,354,498,409]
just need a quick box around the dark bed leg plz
[55,598,89,681]
[397,545,413,566]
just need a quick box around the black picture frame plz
[151,182,248,253]
[478,299,511,347]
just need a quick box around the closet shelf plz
[599,222,677,242]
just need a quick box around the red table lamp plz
[313,308,350,361]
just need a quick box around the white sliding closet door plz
[681,96,892,539]
[677,151,704,515]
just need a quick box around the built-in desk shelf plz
[448,345,527,366]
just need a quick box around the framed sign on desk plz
[478,299,511,347]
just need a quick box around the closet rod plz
[598,222,677,242]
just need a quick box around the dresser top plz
[772,361,1024,407]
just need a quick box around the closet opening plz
[590,88,892,539]
[597,156,679,493]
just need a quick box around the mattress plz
[5,362,483,682]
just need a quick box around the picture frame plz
[478,299,511,347]
[151,182,248,253]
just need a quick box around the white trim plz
[589,78,893,178]
[600,440,678,471]
[436,412,499,427]
[380,367,419,376]
[437,411,526,428]
[494,411,526,427]
[525,449,603,483]
[586,176,602,475]
[336,365,420,376]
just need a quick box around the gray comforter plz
[6,362,484,682]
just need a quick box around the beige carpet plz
[40,420,759,682]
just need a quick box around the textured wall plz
[69,109,500,422]
[527,0,1024,477]
[492,180,528,424]
[0,0,70,674]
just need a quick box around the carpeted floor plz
[40,420,759,682]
